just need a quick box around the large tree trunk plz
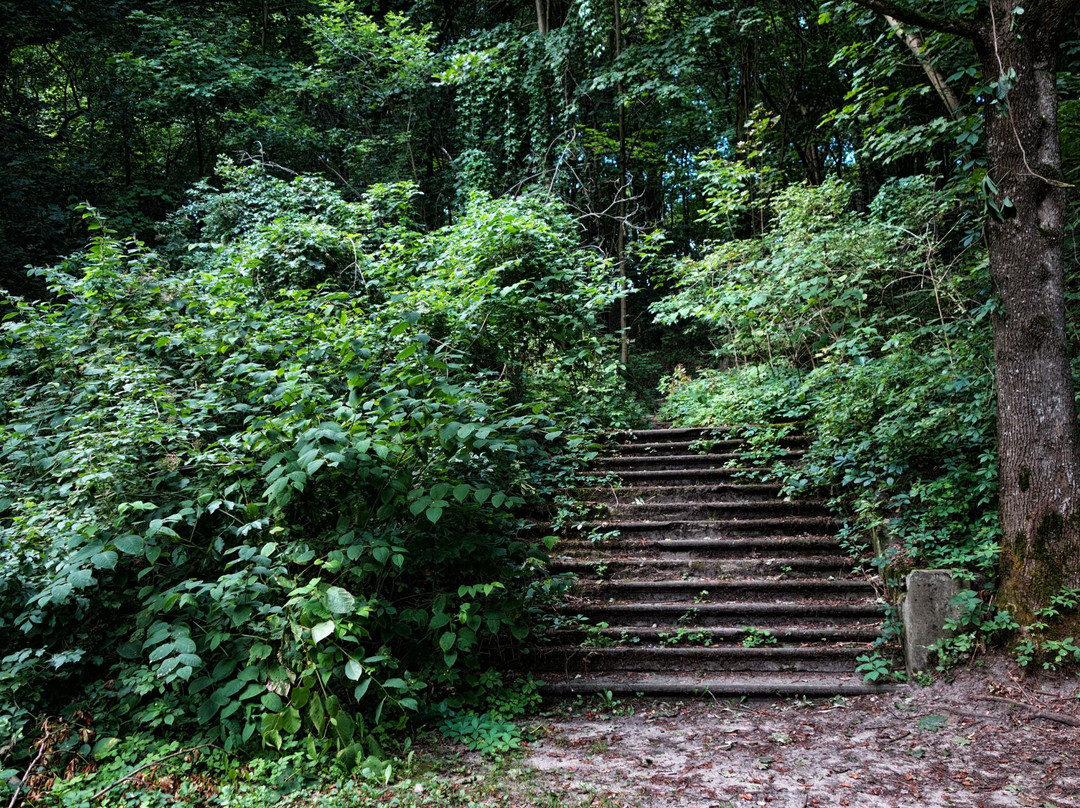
[974,5,1080,626]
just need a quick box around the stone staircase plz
[532,426,890,698]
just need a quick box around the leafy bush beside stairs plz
[0,165,636,772]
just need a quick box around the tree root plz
[976,695,1080,728]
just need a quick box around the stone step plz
[610,436,811,456]
[549,556,854,580]
[560,601,884,629]
[597,452,805,471]
[537,671,895,698]
[590,467,763,485]
[552,516,840,539]
[611,427,732,443]
[531,644,868,674]
[546,625,882,645]
[611,426,805,445]
[578,483,786,503]
[594,500,829,521]
[571,578,877,604]
[554,535,847,558]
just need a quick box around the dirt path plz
[445,658,1080,807]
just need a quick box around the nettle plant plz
[0,170,623,762]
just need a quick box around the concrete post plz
[901,569,965,674]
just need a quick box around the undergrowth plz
[0,164,641,802]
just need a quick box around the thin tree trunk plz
[974,4,1080,626]
[884,15,962,118]
[614,0,628,365]
[536,0,549,35]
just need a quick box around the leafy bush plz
[655,175,1000,582]
[0,168,629,772]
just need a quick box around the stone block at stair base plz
[901,569,964,674]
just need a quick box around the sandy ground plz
[447,658,1080,808]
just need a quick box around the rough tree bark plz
[850,0,1080,626]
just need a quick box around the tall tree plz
[850,0,1080,626]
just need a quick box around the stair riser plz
[555,538,847,557]
[557,520,839,540]
[599,453,804,471]
[550,558,853,580]
[591,469,757,485]
[565,605,883,629]
[612,427,806,444]
[573,587,875,604]
[547,628,881,644]
[539,680,893,697]
[532,649,864,674]
[612,437,811,456]
[578,484,785,503]
[612,427,732,443]
[595,502,828,520]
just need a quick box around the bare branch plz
[848,0,977,39]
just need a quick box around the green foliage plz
[1013,587,1080,670]
[0,173,626,768]
[656,176,999,583]
[854,652,896,684]
[438,713,522,756]
[434,672,540,756]
[739,627,777,648]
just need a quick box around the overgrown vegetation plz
[5,0,1080,801]
[0,165,639,802]
[656,168,1080,674]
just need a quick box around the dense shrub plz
[0,166,633,768]
[655,175,1000,578]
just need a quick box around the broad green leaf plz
[311,620,336,644]
[114,535,144,555]
[91,551,118,570]
[326,586,356,615]
[344,659,364,681]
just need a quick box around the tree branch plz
[885,15,964,118]
[848,0,977,39]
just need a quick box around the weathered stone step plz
[546,625,882,645]
[587,467,761,485]
[578,483,785,503]
[598,452,805,471]
[596,500,828,521]
[612,427,731,443]
[610,436,811,456]
[612,426,804,444]
[554,536,846,558]
[563,601,884,628]
[537,671,895,698]
[572,578,876,604]
[553,516,840,539]
[531,644,867,673]
[549,556,854,580]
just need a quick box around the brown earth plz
[438,657,1080,807]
